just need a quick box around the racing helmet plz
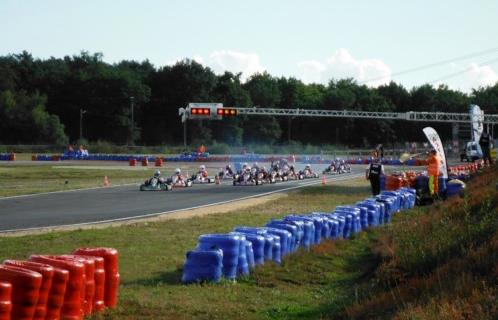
[245,165,251,172]
[226,164,231,169]
[175,168,181,174]
[200,165,206,170]
[305,164,311,168]
[154,170,161,177]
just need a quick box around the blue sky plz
[1,0,498,91]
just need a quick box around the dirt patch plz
[1,193,288,237]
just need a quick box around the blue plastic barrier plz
[446,182,464,197]
[231,232,265,266]
[181,249,223,283]
[197,234,241,280]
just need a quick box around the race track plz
[0,169,364,232]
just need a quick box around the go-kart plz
[337,163,351,174]
[191,173,215,184]
[140,178,173,191]
[299,169,319,179]
[270,169,288,182]
[285,167,304,180]
[165,177,193,188]
[218,169,235,180]
[322,164,337,175]
[255,170,275,184]
[233,171,262,186]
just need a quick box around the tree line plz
[1,51,497,147]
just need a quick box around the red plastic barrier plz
[0,281,12,320]
[29,255,85,320]
[44,266,69,320]
[141,158,148,166]
[73,255,105,313]
[155,158,163,167]
[386,175,404,191]
[0,265,42,320]
[57,255,95,316]
[3,260,54,320]
[73,248,119,308]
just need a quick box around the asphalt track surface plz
[0,168,365,232]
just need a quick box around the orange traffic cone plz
[322,174,327,186]
[103,176,110,187]
[215,174,220,185]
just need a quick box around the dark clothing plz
[367,162,384,196]
[370,175,381,196]
[479,133,491,148]
[368,163,383,178]
[479,133,493,164]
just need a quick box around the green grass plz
[3,167,496,319]
[0,180,376,319]
[343,166,498,319]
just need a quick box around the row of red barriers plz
[0,247,119,320]
[129,158,165,167]
[448,163,480,175]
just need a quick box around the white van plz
[460,141,483,162]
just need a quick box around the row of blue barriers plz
[181,187,416,283]
[0,153,14,161]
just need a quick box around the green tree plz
[0,90,68,144]
[242,73,282,144]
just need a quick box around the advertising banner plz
[423,127,448,179]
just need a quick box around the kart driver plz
[171,168,184,184]
[198,165,209,178]
[328,161,337,172]
[149,170,165,186]
[240,163,250,174]
[279,159,290,172]
[304,164,313,175]
[289,164,297,176]
[225,164,234,176]
[243,164,252,181]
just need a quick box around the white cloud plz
[464,63,498,89]
[437,62,498,92]
[165,50,265,81]
[207,50,265,81]
[192,55,204,65]
[297,48,391,87]
[297,60,326,84]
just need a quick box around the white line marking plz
[0,173,363,233]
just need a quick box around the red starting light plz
[191,108,210,116]
[216,108,237,116]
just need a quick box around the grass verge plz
[1,167,496,319]
[343,165,498,319]
[0,179,375,319]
